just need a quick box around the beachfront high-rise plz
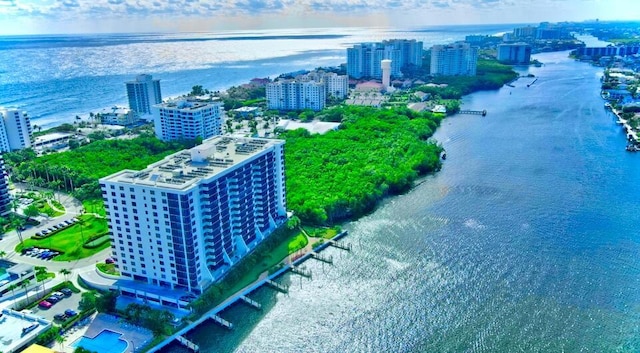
[100,136,287,294]
[266,80,326,111]
[346,39,423,79]
[0,107,33,152]
[126,74,162,115]
[152,97,224,142]
[430,43,479,76]
[497,43,532,64]
[0,155,10,216]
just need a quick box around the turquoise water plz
[73,330,128,353]
[164,51,640,352]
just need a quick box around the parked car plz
[105,258,115,264]
[54,313,67,321]
[38,301,52,309]
[46,296,60,304]
[51,292,65,300]
[64,309,77,317]
[60,288,73,296]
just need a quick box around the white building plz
[0,155,9,215]
[98,107,138,127]
[0,108,33,152]
[266,80,326,111]
[126,74,162,115]
[497,43,532,64]
[152,97,224,142]
[298,71,349,100]
[347,39,423,79]
[430,43,479,76]
[100,136,287,294]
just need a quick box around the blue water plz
[0,24,519,128]
[73,329,128,353]
[158,51,640,352]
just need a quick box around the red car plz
[38,300,52,309]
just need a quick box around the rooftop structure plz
[100,136,287,294]
[152,97,224,142]
[98,106,138,127]
[0,309,51,353]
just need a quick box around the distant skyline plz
[0,0,637,35]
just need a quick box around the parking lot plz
[28,289,83,322]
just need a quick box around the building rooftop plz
[102,136,284,190]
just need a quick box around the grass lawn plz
[83,198,106,217]
[97,263,120,276]
[304,226,341,239]
[15,214,110,261]
[287,233,308,253]
[34,200,64,217]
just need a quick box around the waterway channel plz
[165,50,640,352]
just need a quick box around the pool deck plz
[71,313,153,353]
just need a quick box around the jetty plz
[459,109,487,116]
[527,78,538,87]
[176,336,200,352]
[239,295,262,310]
[210,314,233,330]
[329,240,352,251]
[266,279,289,293]
[310,252,334,264]
[148,230,352,353]
[290,266,313,279]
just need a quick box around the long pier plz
[266,279,290,293]
[459,109,487,116]
[329,240,352,251]
[290,266,313,279]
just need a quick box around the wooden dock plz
[210,314,234,330]
[176,336,200,352]
[290,266,313,279]
[239,295,262,310]
[329,240,352,251]
[459,109,487,116]
[310,252,333,264]
[266,279,289,293]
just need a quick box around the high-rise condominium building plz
[0,155,10,216]
[100,136,287,294]
[346,39,423,79]
[266,80,326,111]
[297,71,349,99]
[0,107,33,152]
[126,74,162,115]
[152,97,224,142]
[430,43,479,76]
[497,43,532,64]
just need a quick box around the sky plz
[0,0,637,35]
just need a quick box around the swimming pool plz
[73,329,128,353]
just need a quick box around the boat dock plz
[148,230,352,353]
[239,295,262,310]
[176,335,200,352]
[459,109,487,116]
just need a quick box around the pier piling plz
[266,279,290,293]
[176,336,200,352]
[239,295,262,310]
[210,314,234,330]
[310,252,334,264]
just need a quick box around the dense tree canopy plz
[282,105,443,224]
[6,135,197,200]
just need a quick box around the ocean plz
[0,24,516,128]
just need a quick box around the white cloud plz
[0,0,637,34]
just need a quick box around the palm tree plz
[0,250,6,259]
[59,268,71,283]
[55,334,66,351]
[35,266,48,297]
[20,279,31,304]
[77,217,86,244]
[12,218,25,246]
